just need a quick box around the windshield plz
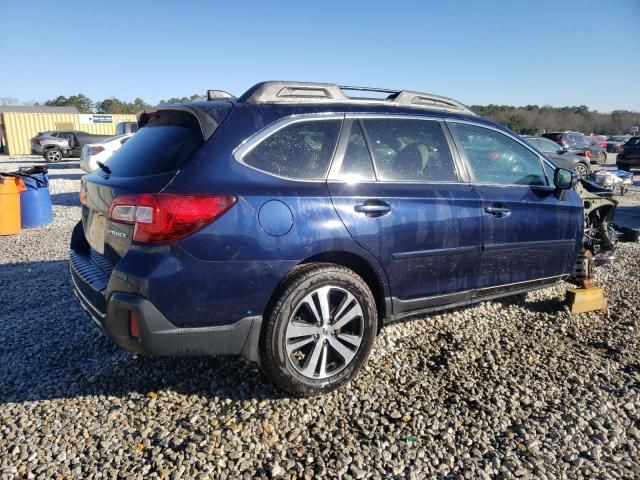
[537,138,562,153]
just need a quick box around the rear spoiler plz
[138,105,226,141]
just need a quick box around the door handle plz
[354,202,391,217]
[484,206,511,218]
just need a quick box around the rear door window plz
[105,112,204,177]
[242,119,342,180]
[450,122,548,186]
[360,118,457,182]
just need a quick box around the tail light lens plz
[585,150,591,158]
[619,146,624,155]
[129,311,141,339]
[33,139,41,145]
[89,146,105,155]
[108,193,236,243]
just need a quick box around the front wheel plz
[43,149,62,163]
[574,163,589,178]
[259,264,377,397]
[596,151,607,165]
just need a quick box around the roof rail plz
[237,81,475,115]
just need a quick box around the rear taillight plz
[33,139,41,145]
[129,311,141,339]
[585,151,591,158]
[89,146,105,155]
[619,146,624,155]
[108,193,236,243]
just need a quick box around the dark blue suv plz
[70,81,582,396]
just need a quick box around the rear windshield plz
[104,112,203,177]
[542,133,562,142]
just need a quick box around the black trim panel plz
[483,239,576,252]
[392,245,480,260]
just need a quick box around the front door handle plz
[485,206,511,218]
[354,201,391,217]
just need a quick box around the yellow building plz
[0,106,137,156]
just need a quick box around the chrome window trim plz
[232,113,345,182]
[445,119,554,187]
[328,114,464,184]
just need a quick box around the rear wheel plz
[259,264,377,397]
[43,148,62,163]
[596,151,607,165]
[574,162,589,178]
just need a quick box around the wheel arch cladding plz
[261,251,389,331]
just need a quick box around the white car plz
[79,134,133,173]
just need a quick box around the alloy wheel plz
[285,285,364,380]
[46,150,62,162]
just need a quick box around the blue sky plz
[1,0,639,111]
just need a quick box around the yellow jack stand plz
[566,286,607,314]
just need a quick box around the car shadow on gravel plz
[0,260,284,405]
[47,173,83,181]
[50,192,80,206]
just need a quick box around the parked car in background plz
[116,121,139,135]
[522,135,590,177]
[588,135,607,150]
[31,130,114,162]
[616,136,640,171]
[542,131,607,165]
[80,134,134,173]
[606,135,631,153]
[70,80,587,396]
[583,137,609,165]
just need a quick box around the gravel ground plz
[1,156,639,480]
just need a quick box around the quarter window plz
[450,123,548,186]
[336,121,376,181]
[243,119,341,180]
[360,118,457,182]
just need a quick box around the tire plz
[259,263,377,397]
[596,151,607,165]
[574,162,589,178]
[43,148,62,163]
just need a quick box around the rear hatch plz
[79,104,232,271]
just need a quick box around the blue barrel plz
[19,173,53,228]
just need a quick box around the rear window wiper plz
[96,161,111,175]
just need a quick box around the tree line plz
[1,95,638,135]
[471,104,639,136]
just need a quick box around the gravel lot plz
[1,156,639,479]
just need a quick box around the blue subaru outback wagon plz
[70,81,582,396]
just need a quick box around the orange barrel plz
[0,174,26,235]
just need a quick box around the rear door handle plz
[485,206,511,218]
[354,202,391,217]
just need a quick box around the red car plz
[588,135,607,150]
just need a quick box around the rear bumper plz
[69,249,262,361]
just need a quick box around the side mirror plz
[554,167,578,190]
[562,146,570,152]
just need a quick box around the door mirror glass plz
[554,168,577,190]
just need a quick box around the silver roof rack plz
[237,81,475,115]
